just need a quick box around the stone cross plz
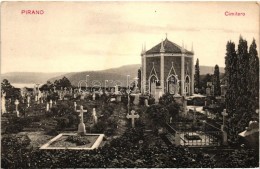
[14,99,19,117]
[74,102,77,111]
[76,105,88,135]
[53,86,56,92]
[50,100,53,108]
[1,92,7,114]
[126,110,140,128]
[46,103,50,112]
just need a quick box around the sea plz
[12,83,42,89]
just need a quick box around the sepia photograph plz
[1,1,259,168]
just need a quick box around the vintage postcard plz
[1,1,259,168]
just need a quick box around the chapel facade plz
[141,37,194,96]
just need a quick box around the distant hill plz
[1,64,224,86]
[199,66,224,75]
[48,64,142,86]
[49,64,224,86]
[1,72,65,84]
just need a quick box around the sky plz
[1,1,259,73]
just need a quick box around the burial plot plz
[40,105,104,150]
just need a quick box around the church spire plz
[191,42,194,53]
[144,42,146,53]
[160,39,165,53]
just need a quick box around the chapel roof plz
[145,38,193,55]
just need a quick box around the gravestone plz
[74,102,77,111]
[80,93,85,100]
[76,106,88,135]
[50,100,53,108]
[111,88,115,94]
[99,89,103,96]
[27,96,30,107]
[92,108,97,124]
[206,88,211,96]
[35,95,38,102]
[144,99,149,107]
[59,92,62,100]
[46,103,50,112]
[133,94,140,105]
[1,92,7,114]
[93,93,96,101]
[115,85,119,94]
[126,110,140,128]
[116,95,122,102]
[14,99,19,117]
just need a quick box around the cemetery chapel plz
[141,36,194,96]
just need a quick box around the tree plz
[54,76,72,89]
[1,79,20,100]
[213,65,221,96]
[248,39,259,115]
[194,58,200,93]
[202,74,212,88]
[40,81,54,91]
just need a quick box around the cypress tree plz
[225,41,239,143]
[194,58,200,93]
[213,64,221,96]
[248,39,259,114]
[236,36,250,133]
[137,68,141,89]
[225,41,238,116]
